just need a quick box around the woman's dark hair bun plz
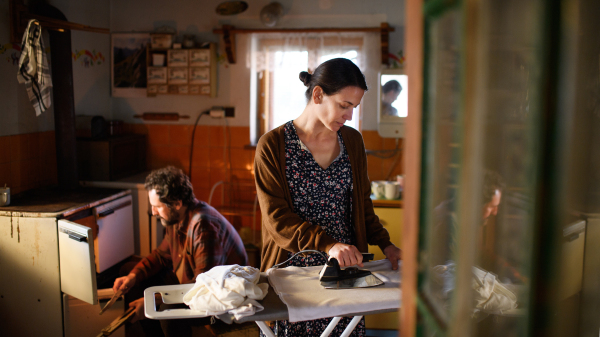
[299,71,312,86]
[301,58,368,101]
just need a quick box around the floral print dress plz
[267,121,365,337]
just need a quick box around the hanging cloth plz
[17,19,53,116]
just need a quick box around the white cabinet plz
[0,189,133,337]
[0,216,64,336]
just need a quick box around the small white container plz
[152,54,165,66]
[0,186,10,206]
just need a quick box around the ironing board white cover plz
[266,259,401,322]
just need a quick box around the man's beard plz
[156,207,181,227]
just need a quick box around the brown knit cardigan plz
[254,124,393,271]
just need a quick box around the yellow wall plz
[366,207,403,330]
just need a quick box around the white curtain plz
[248,32,366,72]
[248,32,372,131]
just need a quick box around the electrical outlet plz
[224,107,235,118]
[210,109,225,118]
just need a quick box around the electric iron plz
[318,253,385,289]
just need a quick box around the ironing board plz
[144,274,399,337]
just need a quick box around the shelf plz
[146,43,217,97]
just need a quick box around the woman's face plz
[382,90,400,104]
[316,86,365,132]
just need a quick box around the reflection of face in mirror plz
[381,80,402,117]
[379,74,408,123]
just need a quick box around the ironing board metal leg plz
[256,321,276,337]
[320,317,343,337]
[339,316,363,337]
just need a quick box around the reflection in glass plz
[381,74,408,118]
[418,0,600,335]
[420,7,463,323]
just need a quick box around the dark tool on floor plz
[319,253,384,289]
[96,306,136,337]
[99,288,123,315]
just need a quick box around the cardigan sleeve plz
[254,129,339,254]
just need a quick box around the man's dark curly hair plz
[482,170,505,204]
[145,166,195,208]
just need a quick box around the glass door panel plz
[419,4,463,327]
[552,0,600,335]
[470,0,545,335]
[418,0,547,336]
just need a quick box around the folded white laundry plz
[183,265,269,319]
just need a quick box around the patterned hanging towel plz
[17,19,53,116]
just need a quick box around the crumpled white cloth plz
[183,265,269,319]
[432,262,518,315]
[471,266,517,314]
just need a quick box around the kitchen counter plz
[371,196,403,208]
[0,187,130,218]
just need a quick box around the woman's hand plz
[328,243,363,267]
[383,244,402,270]
[113,273,136,294]
[129,298,146,323]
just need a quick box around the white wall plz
[0,0,111,137]
[0,0,54,136]
[1,0,403,137]
[110,0,404,129]
[51,0,112,118]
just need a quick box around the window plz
[249,33,367,143]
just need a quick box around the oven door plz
[94,194,134,273]
[58,219,98,305]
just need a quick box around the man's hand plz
[113,273,136,294]
[328,243,363,268]
[383,244,402,270]
[129,298,145,323]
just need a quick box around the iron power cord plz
[271,250,327,269]
[188,110,210,180]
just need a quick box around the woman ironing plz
[254,58,402,337]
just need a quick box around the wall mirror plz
[377,68,408,138]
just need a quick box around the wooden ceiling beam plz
[213,23,395,65]
[9,0,109,44]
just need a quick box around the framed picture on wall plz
[111,33,151,97]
